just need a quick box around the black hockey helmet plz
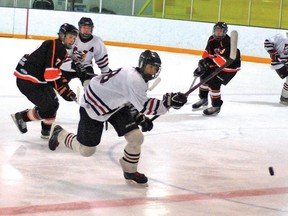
[58,23,78,37]
[58,23,78,49]
[78,17,94,38]
[213,22,228,40]
[138,50,161,81]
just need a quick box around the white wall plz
[0,7,286,58]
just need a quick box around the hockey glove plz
[57,84,77,102]
[198,58,214,72]
[135,113,153,132]
[193,67,205,77]
[268,50,280,62]
[163,92,187,109]
[72,62,87,79]
[71,50,86,63]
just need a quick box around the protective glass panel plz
[220,0,250,25]
[191,0,220,22]
[280,0,288,28]
[101,0,133,15]
[250,0,281,28]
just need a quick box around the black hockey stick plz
[151,30,238,122]
[189,76,198,90]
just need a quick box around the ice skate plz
[123,172,148,186]
[41,121,52,139]
[41,129,50,139]
[119,157,148,186]
[280,96,288,105]
[203,106,221,116]
[11,112,27,134]
[48,125,63,151]
[192,98,208,111]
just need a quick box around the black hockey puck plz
[269,167,274,176]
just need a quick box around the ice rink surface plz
[0,38,288,216]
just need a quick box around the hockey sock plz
[121,129,143,173]
[210,89,222,107]
[57,129,96,156]
[121,143,141,173]
[41,118,55,131]
[26,107,42,122]
[57,129,79,151]
[199,84,209,99]
[281,79,288,98]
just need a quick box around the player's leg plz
[11,79,59,137]
[203,78,222,115]
[192,83,209,110]
[275,66,288,79]
[192,69,213,110]
[108,106,147,184]
[38,87,60,138]
[280,76,288,104]
[203,72,237,115]
[49,107,102,156]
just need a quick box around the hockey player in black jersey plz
[11,23,78,139]
[192,22,241,115]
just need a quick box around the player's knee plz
[124,129,144,147]
[79,144,96,157]
[38,100,59,118]
[46,99,59,113]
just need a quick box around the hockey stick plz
[149,77,161,91]
[150,30,238,122]
[76,85,81,104]
[189,76,198,89]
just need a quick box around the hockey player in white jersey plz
[60,17,111,86]
[264,32,288,104]
[48,50,187,185]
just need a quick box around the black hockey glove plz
[135,113,153,132]
[193,67,205,77]
[163,92,187,109]
[198,58,215,72]
[57,84,77,102]
[72,62,87,79]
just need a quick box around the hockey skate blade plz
[192,105,208,112]
[280,102,288,106]
[125,179,148,187]
[280,101,288,105]
[202,109,221,116]
[41,134,50,140]
[202,112,219,117]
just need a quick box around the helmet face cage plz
[58,23,78,48]
[138,50,162,81]
[213,22,228,40]
[78,17,94,38]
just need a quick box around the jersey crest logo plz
[214,48,225,55]
[73,47,93,54]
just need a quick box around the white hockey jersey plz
[80,67,168,122]
[264,32,288,70]
[61,34,110,73]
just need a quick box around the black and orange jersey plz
[14,39,68,83]
[202,35,241,73]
